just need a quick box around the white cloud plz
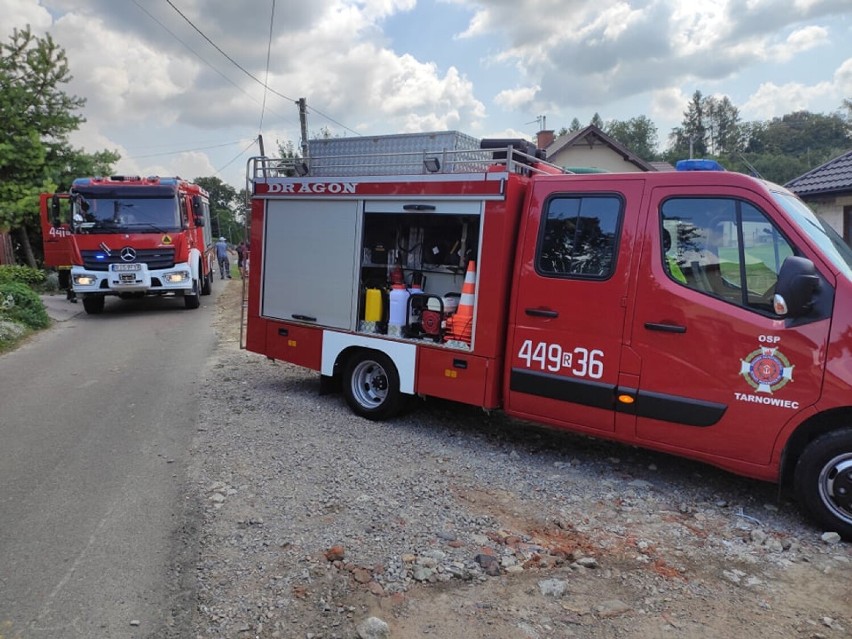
[51,13,191,126]
[449,0,851,126]
[833,58,852,97]
[771,25,828,61]
[741,80,834,120]
[360,0,416,21]
[494,86,540,111]
[650,87,689,131]
[0,0,51,34]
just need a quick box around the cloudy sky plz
[4,0,852,189]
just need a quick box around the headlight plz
[165,271,190,283]
[74,274,96,286]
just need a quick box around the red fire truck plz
[244,133,852,536]
[41,175,215,314]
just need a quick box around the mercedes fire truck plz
[41,175,215,313]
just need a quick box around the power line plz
[259,0,276,133]
[215,138,259,177]
[125,140,246,160]
[164,0,294,102]
[163,0,361,136]
[132,0,296,127]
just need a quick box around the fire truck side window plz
[661,198,795,313]
[537,195,621,278]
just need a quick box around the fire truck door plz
[505,181,644,433]
[630,187,831,466]
[40,193,73,268]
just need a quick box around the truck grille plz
[81,248,176,271]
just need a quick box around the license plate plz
[112,263,141,272]
[120,273,137,282]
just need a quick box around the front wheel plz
[184,278,201,309]
[82,295,105,315]
[201,265,212,295]
[794,428,852,539]
[342,351,404,421]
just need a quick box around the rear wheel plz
[794,428,852,539]
[342,351,404,421]
[82,295,105,315]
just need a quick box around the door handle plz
[644,322,686,334]
[525,308,559,318]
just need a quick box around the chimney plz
[536,129,555,150]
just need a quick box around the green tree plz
[669,90,708,158]
[568,118,582,133]
[590,112,604,129]
[193,176,242,243]
[733,110,850,183]
[277,140,301,159]
[0,26,117,266]
[604,115,659,161]
[705,95,740,155]
[749,111,848,158]
[842,98,852,130]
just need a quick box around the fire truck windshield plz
[72,191,180,234]
[772,189,852,280]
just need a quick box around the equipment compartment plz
[356,202,482,344]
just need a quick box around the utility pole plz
[297,98,309,160]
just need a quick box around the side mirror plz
[193,216,205,228]
[50,194,62,226]
[773,256,819,317]
[191,195,202,216]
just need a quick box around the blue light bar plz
[95,253,107,260]
[676,159,726,171]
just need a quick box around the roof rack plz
[247,138,565,185]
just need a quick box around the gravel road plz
[185,280,851,639]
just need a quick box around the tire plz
[201,267,212,296]
[184,278,201,309]
[342,350,404,421]
[82,295,105,315]
[794,428,852,539]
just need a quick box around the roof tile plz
[785,149,852,195]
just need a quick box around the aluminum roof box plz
[306,131,481,176]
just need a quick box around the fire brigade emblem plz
[739,346,793,394]
[161,234,172,245]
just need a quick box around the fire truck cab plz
[245,134,852,537]
[41,176,215,314]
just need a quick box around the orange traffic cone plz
[445,260,476,344]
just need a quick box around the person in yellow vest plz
[663,229,686,284]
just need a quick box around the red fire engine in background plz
[41,175,215,314]
[244,132,852,537]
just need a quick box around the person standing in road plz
[236,241,247,280]
[215,236,231,280]
[58,265,77,303]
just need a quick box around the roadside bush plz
[0,264,46,288]
[0,318,27,345]
[0,281,50,329]
[42,270,60,292]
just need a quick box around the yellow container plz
[364,288,382,322]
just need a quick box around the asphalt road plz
[0,286,223,638]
